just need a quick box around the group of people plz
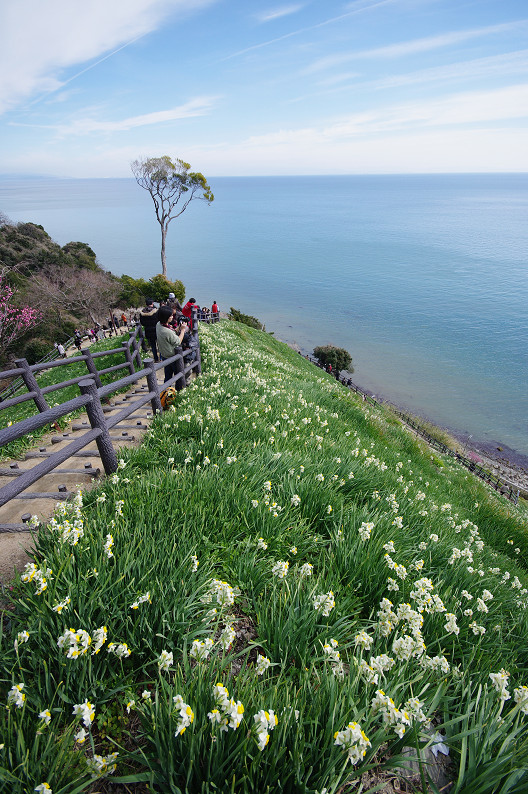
[53,295,218,373]
[160,293,219,323]
[140,294,217,382]
[55,317,128,358]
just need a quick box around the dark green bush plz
[313,345,353,375]
[229,307,264,330]
[23,338,53,364]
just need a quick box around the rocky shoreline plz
[454,436,528,496]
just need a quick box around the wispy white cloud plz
[222,0,395,60]
[256,5,304,23]
[11,97,218,136]
[368,49,528,90]
[6,124,528,177]
[309,49,528,99]
[0,0,218,114]
[240,83,528,147]
[303,20,527,73]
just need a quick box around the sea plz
[1,173,527,460]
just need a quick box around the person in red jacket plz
[211,300,219,322]
[182,298,196,328]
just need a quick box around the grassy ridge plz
[1,320,528,793]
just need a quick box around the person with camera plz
[156,305,188,383]
[140,298,159,362]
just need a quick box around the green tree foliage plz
[229,307,265,330]
[118,274,185,306]
[117,275,151,308]
[131,155,214,277]
[148,274,185,304]
[61,241,99,270]
[313,345,354,376]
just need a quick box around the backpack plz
[160,386,178,410]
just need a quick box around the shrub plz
[229,307,264,330]
[313,345,353,375]
[149,274,185,304]
[22,338,52,364]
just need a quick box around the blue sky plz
[1,0,527,177]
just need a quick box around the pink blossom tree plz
[0,277,42,363]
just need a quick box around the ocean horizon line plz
[2,171,528,182]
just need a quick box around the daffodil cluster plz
[87,752,118,778]
[72,698,96,728]
[253,708,278,750]
[130,592,151,610]
[208,683,244,732]
[47,494,84,545]
[173,694,195,736]
[201,578,240,607]
[313,591,335,616]
[21,561,53,595]
[334,721,371,765]
[57,625,107,658]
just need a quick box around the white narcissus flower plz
[334,721,371,766]
[14,630,29,650]
[173,695,195,736]
[272,560,289,579]
[72,699,95,728]
[190,638,214,660]
[358,522,373,541]
[514,685,528,714]
[7,684,26,708]
[313,591,335,617]
[38,709,51,725]
[255,654,271,675]
[158,649,173,672]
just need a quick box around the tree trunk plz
[160,224,167,278]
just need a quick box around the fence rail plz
[0,334,78,403]
[0,309,202,518]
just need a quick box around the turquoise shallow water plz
[1,173,527,456]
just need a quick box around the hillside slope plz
[2,320,528,793]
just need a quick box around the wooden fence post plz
[131,325,144,367]
[83,348,103,388]
[78,379,118,474]
[122,343,135,375]
[174,349,185,391]
[144,358,162,413]
[15,358,49,413]
[191,306,202,375]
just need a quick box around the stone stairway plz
[0,375,163,585]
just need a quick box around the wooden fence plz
[0,308,202,520]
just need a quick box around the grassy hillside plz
[1,320,528,793]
